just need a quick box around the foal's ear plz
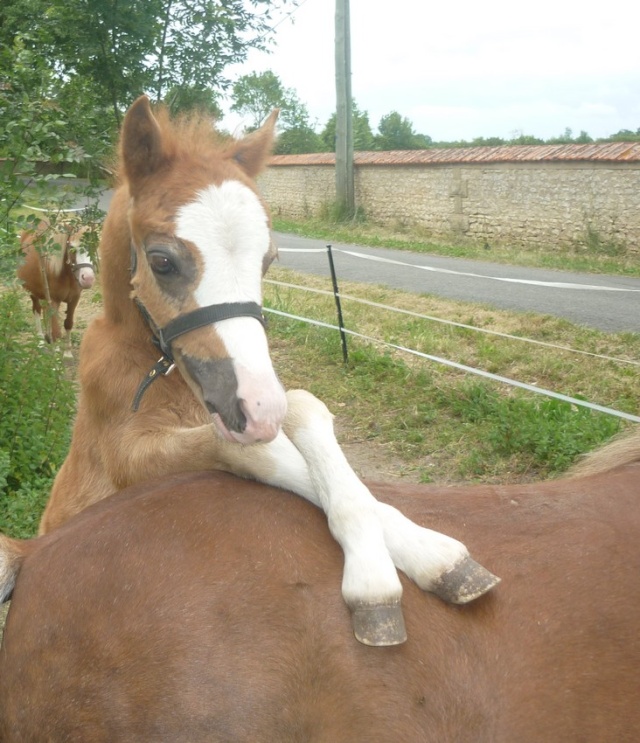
[231,109,279,177]
[121,96,166,195]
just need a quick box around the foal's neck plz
[99,185,143,334]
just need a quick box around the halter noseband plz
[64,235,94,285]
[130,242,266,412]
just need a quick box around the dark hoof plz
[431,556,500,605]
[351,601,407,646]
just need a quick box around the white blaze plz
[175,180,285,443]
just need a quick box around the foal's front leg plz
[282,392,499,604]
[220,389,499,645]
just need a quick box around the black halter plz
[130,242,266,412]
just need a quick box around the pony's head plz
[122,95,285,445]
[65,226,95,289]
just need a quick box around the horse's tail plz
[566,428,640,479]
[0,534,33,603]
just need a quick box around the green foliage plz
[163,85,223,119]
[232,70,306,129]
[375,111,431,150]
[319,201,367,224]
[274,126,326,155]
[0,291,77,537]
[0,37,105,284]
[444,382,620,475]
[1,0,295,129]
[231,70,327,154]
[607,128,640,142]
[320,102,375,151]
[582,224,627,257]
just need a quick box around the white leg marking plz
[64,329,73,358]
[374,502,469,591]
[248,430,402,608]
[34,311,44,339]
[282,390,470,594]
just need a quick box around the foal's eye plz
[148,252,177,276]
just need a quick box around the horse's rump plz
[1,465,638,742]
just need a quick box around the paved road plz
[76,187,639,334]
[273,233,640,334]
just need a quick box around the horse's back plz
[1,468,639,742]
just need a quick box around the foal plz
[18,219,95,354]
[38,96,498,644]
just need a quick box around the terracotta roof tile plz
[268,142,640,167]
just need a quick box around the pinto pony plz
[1,433,639,741]
[37,95,497,645]
[17,219,96,352]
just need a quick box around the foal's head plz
[121,96,285,445]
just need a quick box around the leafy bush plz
[447,382,621,475]
[0,290,76,537]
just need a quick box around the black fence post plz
[326,244,349,364]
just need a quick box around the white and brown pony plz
[0,432,639,740]
[17,219,96,354]
[37,95,497,645]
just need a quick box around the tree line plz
[232,72,640,154]
[1,0,638,168]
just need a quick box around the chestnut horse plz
[17,219,95,353]
[37,95,497,645]
[1,432,639,741]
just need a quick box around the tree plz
[231,70,309,130]
[231,70,326,154]
[274,126,325,155]
[0,38,104,283]
[606,128,640,142]
[163,85,223,120]
[375,111,431,150]
[320,102,375,151]
[0,0,296,129]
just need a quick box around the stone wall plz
[259,151,640,252]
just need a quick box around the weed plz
[0,290,77,537]
[318,201,367,224]
[265,267,638,483]
[583,224,627,257]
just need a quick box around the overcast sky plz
[222,0,639,142]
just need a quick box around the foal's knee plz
[283,389,333,434]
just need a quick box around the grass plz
[264,265,639,484]
[272,216,640,277]
[1,246,638,540]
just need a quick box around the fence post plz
[326,244,349,364]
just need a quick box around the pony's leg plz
[48,302,61,344]
[63,296,79,358]
[282,391,499,604]
[31,297,45,341]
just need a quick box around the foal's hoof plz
[431,556,500,605]
[351,601,407,646]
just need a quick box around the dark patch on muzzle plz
[181,355,247,434]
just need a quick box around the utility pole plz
[335,0,354,217]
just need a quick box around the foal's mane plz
[566,427,640,478]
[113,100,276,192]
[146,107,230,161]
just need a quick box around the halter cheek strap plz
[130,242,266,411]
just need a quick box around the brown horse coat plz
[1,436,639,741]
[36,96,497,645]
[17,220,95,345]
